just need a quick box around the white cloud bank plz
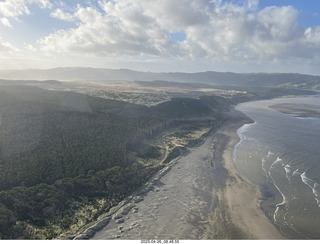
[0,0,52,27]
[36,0,320,63]
[1,0,320,74]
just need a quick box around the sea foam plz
[232,121,257,171]
[284,164,292,183]
[301,172,320,207]
[270,157,282,169]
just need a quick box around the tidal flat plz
[269,103,320,118]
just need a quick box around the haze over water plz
[234,96,320,239]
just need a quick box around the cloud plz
[35,0,52,9]
[38,1,177,57]
[247,0,259,11]
[37,0,217,57]
[256,6,303,42]
[133,0,212,32]
[19,0,320,66]
[305,26,320,43]
[0,37,18,54]
[0,0,52,26]
[50,8,74,21]
[0,0,30,19]
[0,17,11,27]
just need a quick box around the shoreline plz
[208,109,285,239]
[73,108,286,240]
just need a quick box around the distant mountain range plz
[1,67,320,90]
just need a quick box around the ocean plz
[233,95,320,239]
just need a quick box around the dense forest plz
[0,83,229,239]
[0,82,315,239]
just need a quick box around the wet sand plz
[74,109,286,240]
[208,110,285,239]
[269,103,320,118]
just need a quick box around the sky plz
[0,0,320,75]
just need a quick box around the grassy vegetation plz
[90,90,170,107]
[278,80,320,90]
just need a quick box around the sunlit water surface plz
[234,96,320,239]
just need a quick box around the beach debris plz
[113,213,123,220]
[73,216,111,240]
[138,184,154,195]
[118,226,124,233]
[113,203,135,220]
[133,196,144,203]
[131,221,139,227]
[73,233,90,240]
[120,203,135,215]
[115,218,124,224]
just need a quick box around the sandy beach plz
[207,110,285,239]
[73,108,286,240]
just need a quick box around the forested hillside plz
[0,84,229,239]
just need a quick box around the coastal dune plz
[81,109,285,240]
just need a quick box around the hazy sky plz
[1,0,320,74]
